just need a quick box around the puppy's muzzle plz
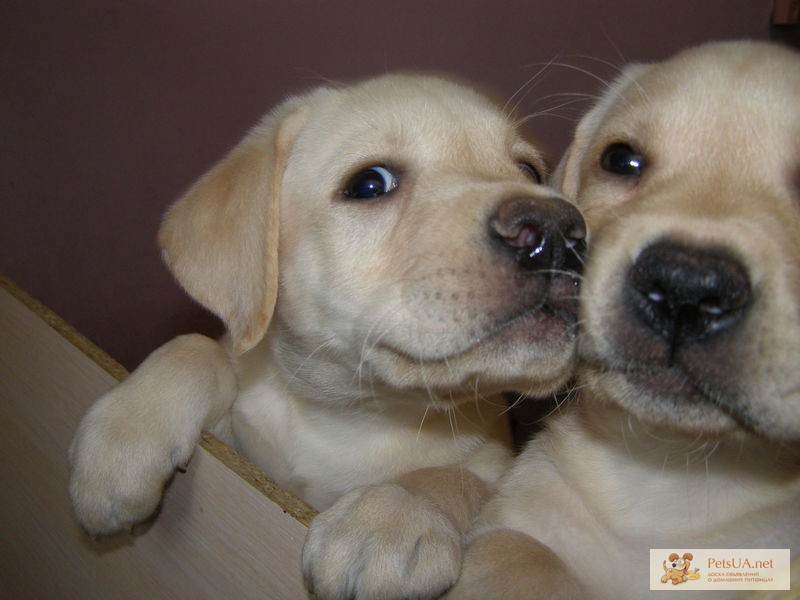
[490,196,587,275]
[626,240,752,358]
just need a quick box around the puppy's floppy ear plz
[158,89,328,354]
[551,63,651,199]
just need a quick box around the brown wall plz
[2,0,796,369]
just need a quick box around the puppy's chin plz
[582,364,738,432]
[581,362,800,443]
[370,310,577,399]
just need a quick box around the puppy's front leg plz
[302,466,490,600]
[69,334,237,536]
[444,529,583,600]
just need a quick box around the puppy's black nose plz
[627,240,752,349]
[490,196,586,274]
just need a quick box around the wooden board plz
[0,281,311,599]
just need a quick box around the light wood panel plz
[0,284,310,599]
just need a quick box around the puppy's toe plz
[69,467,165,536]
[302,483,462,600]
[68,430,178,536]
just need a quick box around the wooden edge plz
[0,273,316,527]
[200,433,316,527]
[0,273,129,382]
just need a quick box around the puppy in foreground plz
[69,74,586,597]
[447,41,800,599]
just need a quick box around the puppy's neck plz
[232,330,511,509]
[546,401,800,541]
[583,402,797,467]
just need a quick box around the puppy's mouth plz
[371,306,577,397]
[389,302,576,365]
[463,290,579,356]
[363,277,580,402]
[386,273,580,364]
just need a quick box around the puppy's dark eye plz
[601,143,644,177]
[343,166,398,199]
[518,161,543,184]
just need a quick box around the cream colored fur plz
[447,41,800,599]
[69,74,584,599]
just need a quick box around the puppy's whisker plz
[703,439,722,463]
[481,393,508,411]
[451,400,485,432]
[504,55,561,117]
[415,351,443,409]
[514,100,592,126]
[293,69,345,88]
[531,268,585,281]
[526,60,615,92]
[570,53,627,77]
[441,352,456,390]
[470,376,488,417]
[621,414,634,459]
[354,309,400,390]
[538,57,649,112]
[290,337,337,382]
[560,232,588,267]
[501,391,527,415]
[563,321,583,341]
[447,405,459,445]
[559,379,591,403]
[530,91,606,103]
[415,403,431,444]
[533,388,577,424]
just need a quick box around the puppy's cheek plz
[736,348,800,441]
[578,251,629,358]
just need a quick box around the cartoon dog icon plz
[661,552,700,585]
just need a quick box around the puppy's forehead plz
[296,75,531,166]
[341,74,515,132]
[608,42,800,147]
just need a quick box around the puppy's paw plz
[302,483,462,600]
[68,388,195,536]
[69,334,236,536]
[444,529,583,600]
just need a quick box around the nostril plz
[490,195,587,274]
[504,222,550,270]
[564,223,588,272]
[565,222,587,246]
[502,223,545,256]
[564,218,586,256]
[698,297,726,317]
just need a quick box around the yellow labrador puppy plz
[69,74,586,597]
[447,41,800,599]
